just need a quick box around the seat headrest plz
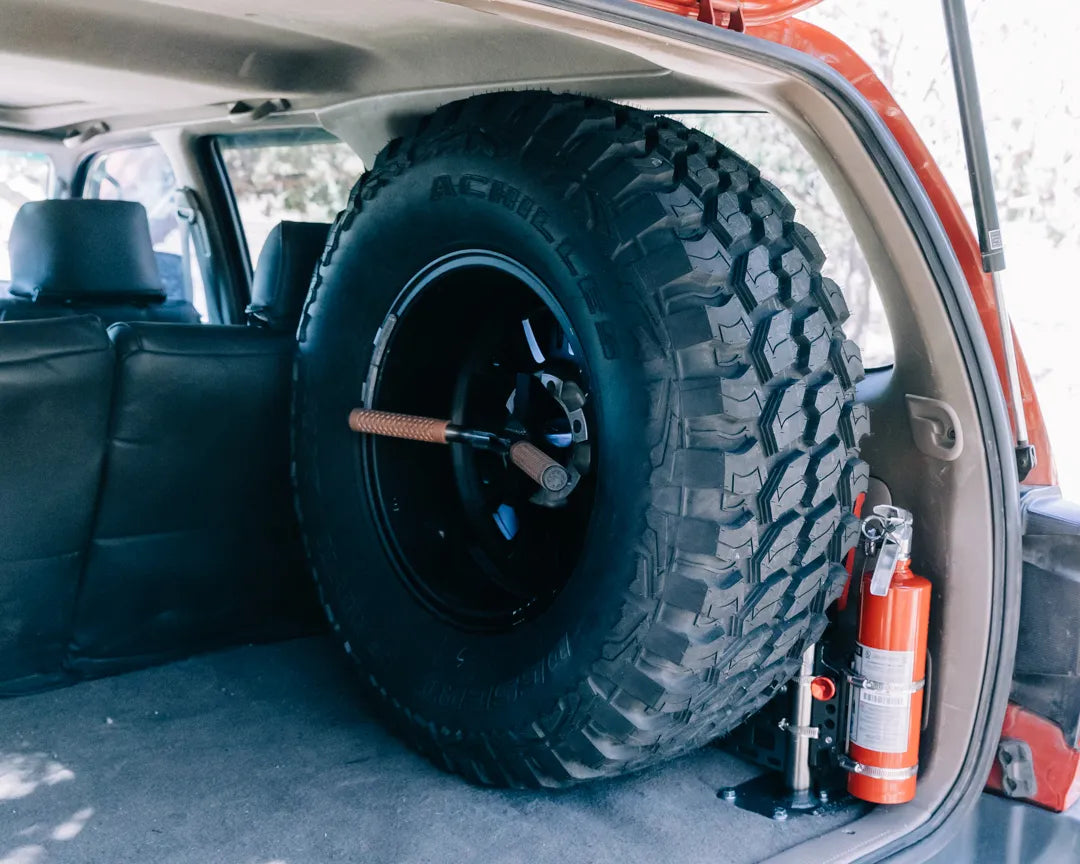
[246,221,330,331]
[8,200,166,305]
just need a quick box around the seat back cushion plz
[70,322,319,668]
[0,300,79,322]
[0,316,113,692]
[0,299,201,326]
[246,221,330,331]
[60,298,201,326]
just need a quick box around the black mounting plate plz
[716,772,869,822]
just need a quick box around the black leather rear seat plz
[0,199,200,325]
[66,220,329,670]
[0,316,113,693]
[69,322,319,670]
[0,219,328,690]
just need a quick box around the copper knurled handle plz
[348,408,570,492]
[348,409,449,444]
[509,441,570,492]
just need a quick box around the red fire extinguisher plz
[843,505,931,805]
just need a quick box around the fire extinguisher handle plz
[869,540,901,596]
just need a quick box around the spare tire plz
[292,91,870,787]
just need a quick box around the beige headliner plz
[0,0,687,133]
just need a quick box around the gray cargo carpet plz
[1,637,862,864]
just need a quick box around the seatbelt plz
[176,187,223,323]
[179,204,196,305]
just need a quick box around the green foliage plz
[222,140,364,262]
[223,142,363,223]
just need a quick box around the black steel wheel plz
[366,251,596,630]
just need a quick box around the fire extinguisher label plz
[855,643,914,685]
[850,643,915,754]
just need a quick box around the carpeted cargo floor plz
[1,637,863,864]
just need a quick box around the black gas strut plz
[942,0,1037,481]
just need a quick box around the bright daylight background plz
[802,0,1080,493]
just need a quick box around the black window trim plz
[194,134,253,324]
[72,137,159,200]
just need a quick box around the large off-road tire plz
[292,91,870,787]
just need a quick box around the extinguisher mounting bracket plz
[838,755,919,782]
[845,671,925,696]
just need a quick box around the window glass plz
[83,144,207,320]
[219,131,363,266]
[672,113,895,370]
[0,150,52,287]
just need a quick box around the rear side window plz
[83,144,207,320]
[0,150,52,287]
[672,113,895,370]
[218,130,363,266]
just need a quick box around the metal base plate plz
[716,772,868,822]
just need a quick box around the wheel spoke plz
[508,372,532,421]
[543,416,573,448]
[521,317,546,364]
[493,503,519,540]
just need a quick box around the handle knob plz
[509,441,569,492]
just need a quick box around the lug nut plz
[772,806,788,821]
[718,787,736,801]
